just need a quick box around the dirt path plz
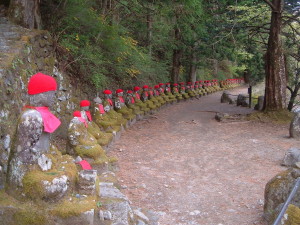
[109,87,300,225]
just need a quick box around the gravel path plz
[109,86,300,225]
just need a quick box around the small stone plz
[137,219,146,225]
[99,210,104,221]
[134,209,149,222]
[103,210,112,220]
[294,162,300,169]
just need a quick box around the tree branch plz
[262,0,276,11]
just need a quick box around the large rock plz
[290,112,300,139]
[220,91,234,104]
[264,168,300,223]
[237,94,249,107]
[282,148,300,167]
[254,96,264,111]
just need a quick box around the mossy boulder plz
[264,168,300,223]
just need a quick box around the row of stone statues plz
[5,72,243,205]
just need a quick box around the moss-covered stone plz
[13,209,46,225]
[284,204,300,225]
[51,196,96,218]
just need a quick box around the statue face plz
[81,106,89,111]
[93,97,102,104]
[105,94,112,99]
[117,92,124,97]
[29,91,56,107]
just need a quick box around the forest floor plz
[109,86,300,225]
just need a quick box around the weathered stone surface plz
[78,170,97,195]
[254,96,264,111]
[99,210,113,221]
[134,209,150,223]
[220,91,234,104]
[38,154,52,171]
[264,168,300,223]
[105,200,134,225]
[56,209,95,225]
[42,175,69,200]
[99,182,128,200]
[237,94,249,107]
[282,148,300,167]
[290,112,300,139]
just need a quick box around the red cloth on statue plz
[135,93,140,100]
[98,104,105,114]
[107,99,113,106]
[24,106,61,133]
[85,111,92,121]
[119,96,125,103]
[79,160,92,170]
[131,97,135,104]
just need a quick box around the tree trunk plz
[287,83,300,111]
[189,45,197,83]
[8,0,41,29]
[146,10,153,55]
[263,0,286,110]
[170,26,182,83]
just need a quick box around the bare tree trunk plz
[170,26,182,83]
[287,84,300,111]
[8,0,41,29]
[146,10,153,55]
[263,0,287,110]
[189,45,197,83]
[101,0,108,15]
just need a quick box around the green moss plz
[13,209,46,225]
[51,196,96,218]
[247,110,293,124]
[75,144,106,160]
[284,204,300,225]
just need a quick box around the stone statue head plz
[134,86,140,93]
[127,90,134,97]
[116,89,124,97]
[28,72,57,107]
[103,90,113,99]
[80,100,90,111]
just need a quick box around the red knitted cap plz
[143,85,149,89]
[127,90,133,93]
[187,82,192,84]
[154,85,159,89]
[28,72,57,95]
[116,89,123,94]
[73,111,81,117]
[173,83,178,86]
[159,83,164,86]
[149,87,153,89]
[80,100,90,107]
[179,82,184,85]
[103,90,112,94]
[134,86,140,91]
[166,83,170,85]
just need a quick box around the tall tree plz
[263,0,287,110]
[8,0,42,29]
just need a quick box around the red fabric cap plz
[116,89,123,94]
[143,85,149,89]
[103,90,112,94]
[173,83,178,86]
[166,83,170,85]
[80,100,90,107]
[28,72,57,95]
[187,82,192,84]
[179,82,184,85]
[159,83,164,86]
[134,86,140,91]
[154,85,159,89]
[149,87,153,89]
[73,111,81,117]
[127,90,133,93]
